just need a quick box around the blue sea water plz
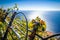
[44,11,60,33]
[21,11,60,33]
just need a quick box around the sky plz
[0,0,60,11]
[0,0,60,33]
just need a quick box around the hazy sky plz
[0,0,60,11]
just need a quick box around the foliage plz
[0,4,59,40]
